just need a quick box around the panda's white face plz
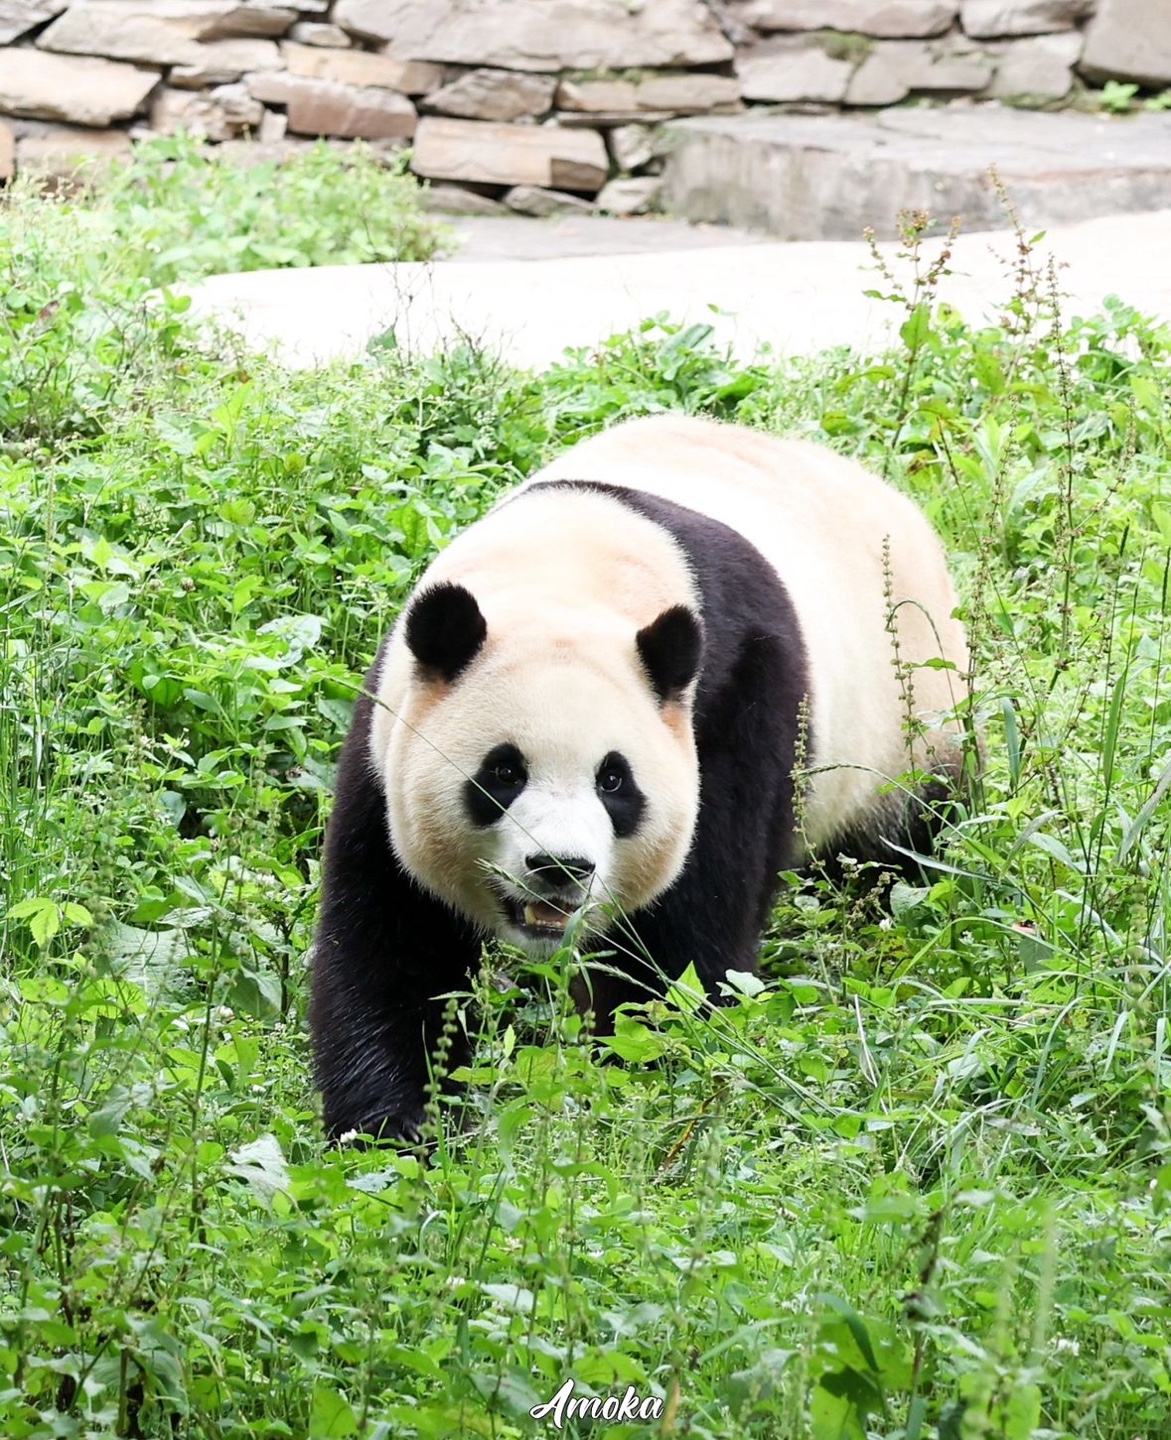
[375,585,702,955]
[469,738,630,953]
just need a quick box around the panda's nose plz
[526,853,595,887]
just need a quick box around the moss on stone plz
[814,31,875,67]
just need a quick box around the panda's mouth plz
[500,893,574,939]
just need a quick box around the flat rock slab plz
[168,37,281,86]
[280,39,441,94]
[412,116,607,191]
[0,48,158,124]
[743,0,959,37]
[0,1,67,45]
[37,0,298,63]
[661,107,1171,240]
[16,124,134,176]
[188,208,1171,372]
[333,0,732,70]
[424,68,560,121]
[248,70,417,138]
[442,215,767,262]
[962,0,1093,38]
[557,71,740,116]
[1082,0,1171,88]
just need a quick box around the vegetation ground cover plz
[1,146,1169,1440]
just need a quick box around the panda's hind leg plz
[815,772,960,890]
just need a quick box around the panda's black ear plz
[637,605,703,703]
[405,582,487,683]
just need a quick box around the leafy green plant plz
[1097,80,1140,113]
[97,135,449,284]
[0,202,191,441]
[0,138,444,449]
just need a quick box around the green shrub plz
[0,191,189,442]
[96,136,448,284]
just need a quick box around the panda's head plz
[377,580,704,955]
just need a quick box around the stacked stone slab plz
[661,104,1171,238]
[0,0,1167,210]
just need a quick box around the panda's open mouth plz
[500,893,574,939]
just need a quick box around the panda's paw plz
[335,1107,430,1148]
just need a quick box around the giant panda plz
[310,414,970,1142]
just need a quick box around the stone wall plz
[0,0,1167,215]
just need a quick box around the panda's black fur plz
[309,417,968,1143]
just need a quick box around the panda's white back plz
[527,413,969,851]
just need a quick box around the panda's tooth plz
[522,900,571,930]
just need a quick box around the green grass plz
[1,161,1170,1439]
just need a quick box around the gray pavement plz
[190,206,1171,372]
[441,214,769,262]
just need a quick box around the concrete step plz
[661,106,1171,241]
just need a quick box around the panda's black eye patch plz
[465,743,527,827]
[596,751,644,837]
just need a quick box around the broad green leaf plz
[309,1386,358,1439]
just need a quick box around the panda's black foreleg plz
[310,694,482,1143]
[311,979,474,1144]
[592,633,799,1024]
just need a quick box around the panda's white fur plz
[311,414,971,1142]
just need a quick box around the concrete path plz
[190,207,1171,372]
